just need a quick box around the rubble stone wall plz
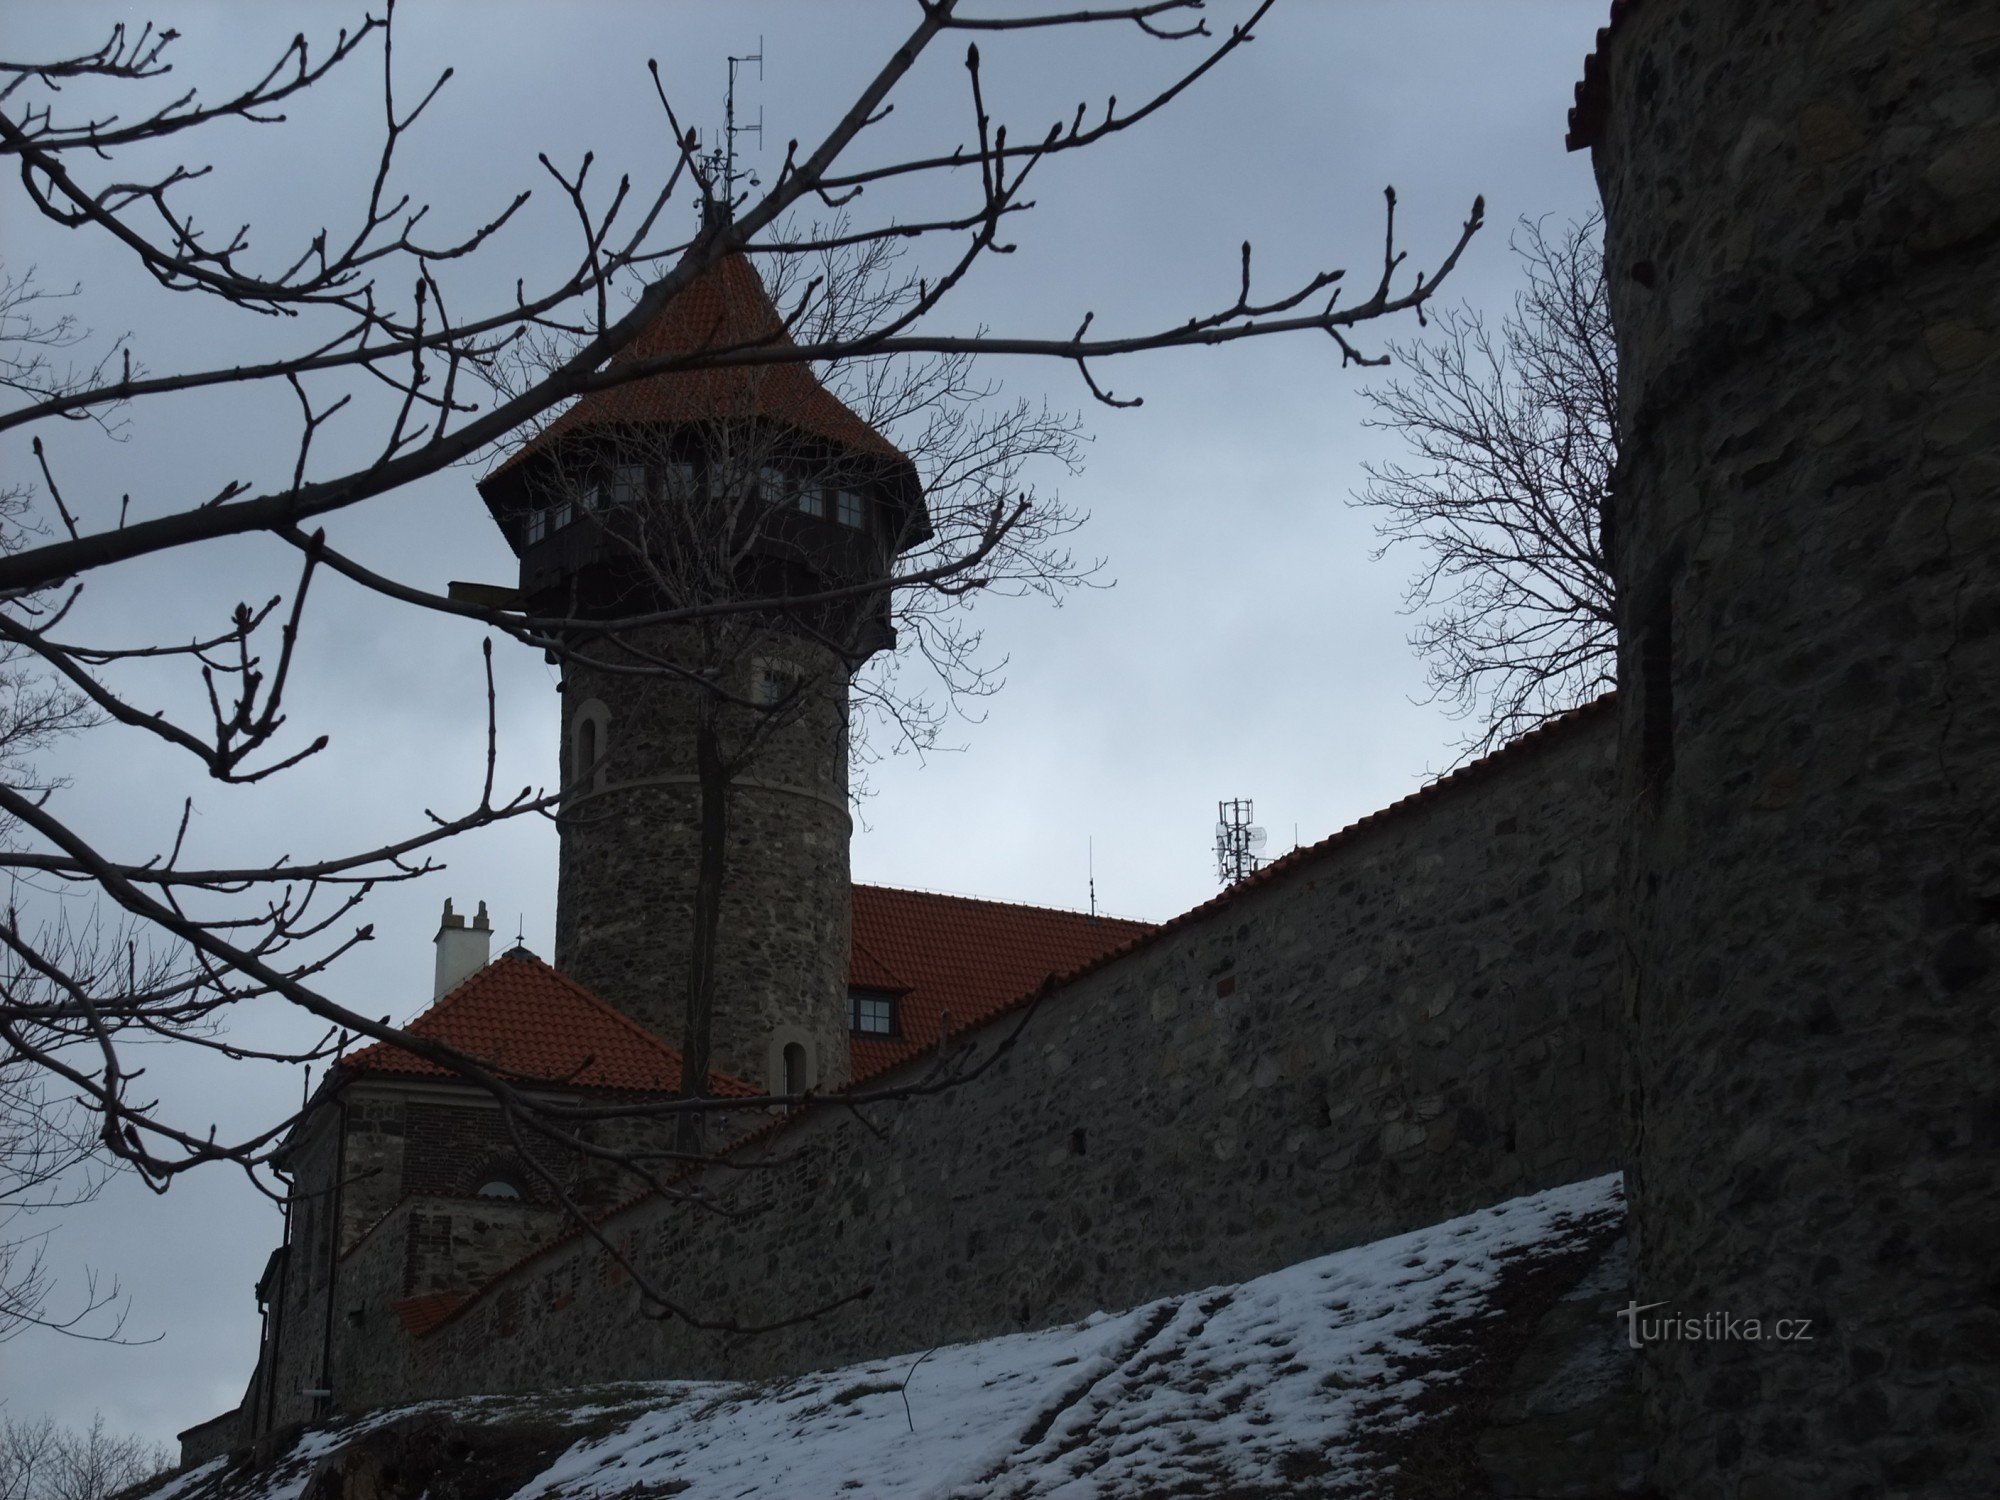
[1589,2,2000,1492]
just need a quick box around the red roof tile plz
[1566,1,1641,151]
[342,951,756,1097]
[482,252,911,488]
[845,887,1155,1084]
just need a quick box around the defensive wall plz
[326,698,1625,1407]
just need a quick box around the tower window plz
[609,463,647,506]
[782,1042,808,1097]
[570,699,611,792]
[759,464,792,505]
[850,991,898,1037]
[796,483,827,519]
[751,657,797,708]
[662,461,697,499]
[834,488,867,530]
[525,509,549,546]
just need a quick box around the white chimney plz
[433,898,493,1000]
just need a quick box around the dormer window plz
[850,990,898,1037]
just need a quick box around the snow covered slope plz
[155,1175,1628,1500]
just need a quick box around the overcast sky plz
[0,1,1606,1446]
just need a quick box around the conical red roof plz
[484,253,910,487]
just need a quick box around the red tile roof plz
[342,950,756,1097]
[1566,1,1641,151]
[846,887,1155,1083]
[481,252,911,488]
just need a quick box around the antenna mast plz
[1214,798,1267,886]
[698,39,765,223]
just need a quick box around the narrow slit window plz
[1642,586,1675,784]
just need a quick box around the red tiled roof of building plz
[342,950,756,1097]
[482,251,910,489]
[1566,0,1641,151]
[845,886,1156,1083]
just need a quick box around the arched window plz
[783,1042,807,1098]
[467,1158,528,1201]
[570,698,611,793]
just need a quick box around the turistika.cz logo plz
[1617,1301,1817,1349]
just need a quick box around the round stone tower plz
[1577,3,1998,1493]
[476,251,930,1095]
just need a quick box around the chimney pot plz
[433,897,493,999]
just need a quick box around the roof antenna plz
[516,913,526,947]
[697,38,765,225]
[1214,798,1267,887]
[1088,837,1098,921]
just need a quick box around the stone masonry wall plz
[555,624,852,1093]
[331,703,1625,1410]
[1590,3,2000,1493]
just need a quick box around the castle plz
[183,6,1999,1494]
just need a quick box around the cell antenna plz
[1215,798,1266,886]
[697,39,765,224]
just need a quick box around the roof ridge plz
[853,881,1155,927]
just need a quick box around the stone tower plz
[476,252,930,1094]
[1576,3,1998,1493]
